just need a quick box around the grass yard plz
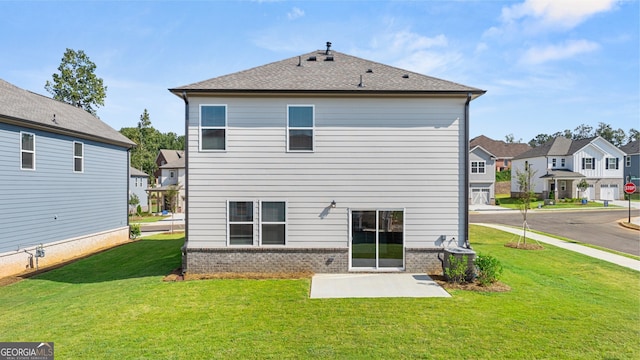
[1,227,638,359]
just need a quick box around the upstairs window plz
[20,132,35,170]
[73,142,84,173]
[552,158,557,168]
[471,161,486,174]
[605,157,619,170]
[561,158,566,167]
[287,105,314,151]
[200,105,226,151]
[582,157,595,170]
[626,156,631,167]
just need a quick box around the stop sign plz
[625,182,637,194]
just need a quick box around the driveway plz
[470,208,640,256]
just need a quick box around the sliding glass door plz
[351,210,404,270]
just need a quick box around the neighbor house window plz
[560,181,566,191]
[471,161,486,174]
[561,158,566,167]
[605,157,619,170]
[170,170,175,179]
[261,201,286,245]
[626,156,631,167]
[582,157,595,170]
[228,201,253,245]
[20,132,35,170]
[552,158,557,168]
[287,105,314,151]
[200,105,226,151]
[73,141,84,173]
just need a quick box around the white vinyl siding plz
[187,96,466,249]
[20,131,35,170]
[200,105,226,151]
[73,141,83,173]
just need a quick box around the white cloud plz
[287,7,304,20]
[501,0,618,29]
[520,39,600,65]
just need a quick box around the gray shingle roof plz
[130,167,149,177]
[514,136,598,159]
[170,50,485,95]
[620,140,639,155]
[469,135,531,159]
[0,79,135,147]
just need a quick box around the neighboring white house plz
[469,145,496,205]
[169,44,485,274]
[129,167,149,212]
[158,157,185,212]
[511,136,626,201]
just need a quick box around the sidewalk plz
[137,213,185,236]
[473,223,640,272]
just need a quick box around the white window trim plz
[471,161,486,174]
[73,141,84,173]
[199,104,227,152]
[259,200,288,246]
[20,131,36,171]
[227,200,255,246]
[606,157,617,170]
[287,104,315,152]
[584,158,594,170]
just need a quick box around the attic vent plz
[402,74,409,79]
[366,69,373,73]
[324,56,334,61]
[308,56,317,61]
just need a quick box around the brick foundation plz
[185,247,445,275]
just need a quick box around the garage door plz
[600,184,618,200]
[471,188,490,205]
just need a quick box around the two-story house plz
[470,135,531,172]
[129,167,149,212]
[469,145,496,205]
[0,79,135,278]
[621,140,639,192]
[158,156,185,212]
[154,149,184,184]
[511,136,626,201]
[169,45,485,274]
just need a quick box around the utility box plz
[443,247,476,282]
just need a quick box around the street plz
[470,208,640,256]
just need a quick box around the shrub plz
[130,223,141,240]
[136,204,143,217]
[495,198,500,205]
[445,254,468,284]
[475,254,503,286]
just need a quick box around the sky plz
[1,0,638,144]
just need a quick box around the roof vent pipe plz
[297,56,302,66]
[358,75,364,88]
[325,41,332,55]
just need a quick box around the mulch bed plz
[505,242,545,250]
[431,274,511,292]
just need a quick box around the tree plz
[165,184,182,234]
[129,193,140,216]
[45,48,106,116]
[628,128,639,143]
[595,122,627,147]
[573,124,594,140]
[515,163,538,246]
[528,133,553,148]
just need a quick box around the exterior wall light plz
[330,200,336,208]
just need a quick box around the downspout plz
[181,91,189,274]
[127,148,131,228]
[464,93,472,249]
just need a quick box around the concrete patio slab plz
[310,273,451,299]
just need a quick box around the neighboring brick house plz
[470,135,531,172]
[169,44,485,274]
[0,79,135,278]
[620,140,639,192]
[511,136,626,201]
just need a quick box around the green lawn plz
[1,228,638,359]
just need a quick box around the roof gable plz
[515,136,624,160]
[469,135,530,158]
[0,79,135,147]
[170,50,485,96]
